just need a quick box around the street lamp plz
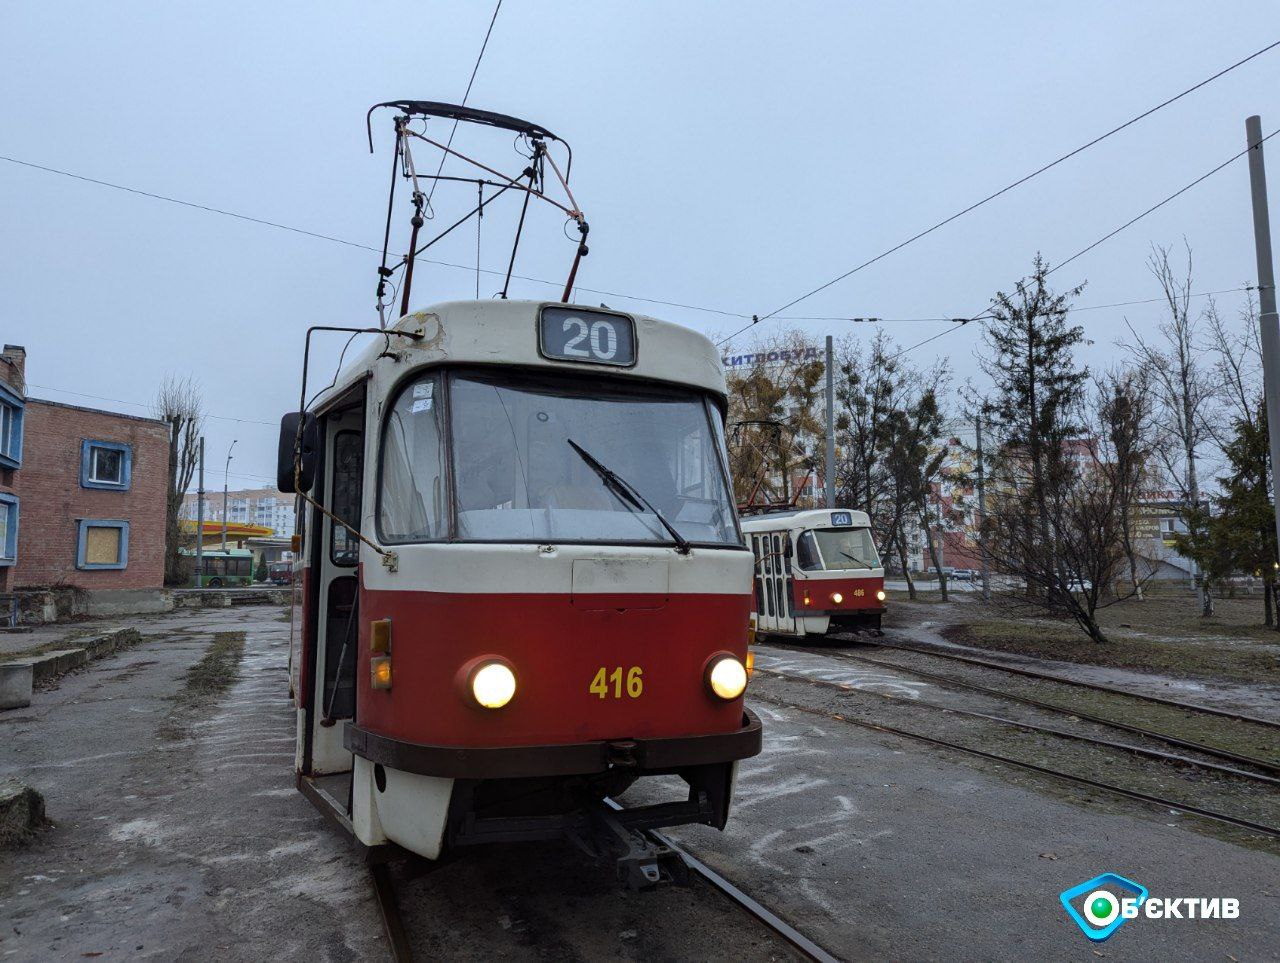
[222,439,238,551]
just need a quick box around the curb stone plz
[0,627,144,710]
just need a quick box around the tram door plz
[304,401,364,776]
[754,532,796,635]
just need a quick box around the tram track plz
[634,812,842,963]
[365,815,841,963]
[751,690,1280,841]
[753,663,1280,789]
[847,635,1280,730]
[370,861,414,963]
[760,642,1280,779]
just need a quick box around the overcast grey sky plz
[4,2,1279,489]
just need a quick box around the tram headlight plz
[830,592,844,605]
[876,589,886,602]
[706,654,748,701]
[470,661,517,709]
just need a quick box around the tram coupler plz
[567,799,695,890]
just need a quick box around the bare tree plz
[833,331,904,518]
[1121,242,1217,615]
[1094,367,1157,597]
[1205,293,1263,440]
[725,332,825,508]
[154,375,204,586]
[878,362,950,597]
[1199,292,1278,624]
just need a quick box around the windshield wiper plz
[840,550,870,568]
[567,439,692,554]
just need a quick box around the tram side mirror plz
[278,412,319,493]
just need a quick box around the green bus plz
[182,547,256,588]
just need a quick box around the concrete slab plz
[0,660,33,709]
[0,776,46,845]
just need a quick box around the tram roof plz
[740,508,872,531]
[310,299,728,412]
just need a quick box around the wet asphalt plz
[2,606,1278,961]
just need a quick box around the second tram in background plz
[743,508,886,638]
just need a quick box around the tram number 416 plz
[589,666,643,699]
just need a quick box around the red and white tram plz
[281,299,761,881]
[742,508,886,638]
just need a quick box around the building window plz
[0,383,24,470]
[76,519,129,570]
[0,493,17,565]
[80,440,132,491]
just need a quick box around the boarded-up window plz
[84,526,122,565]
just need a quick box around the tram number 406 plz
[589,666,643,699]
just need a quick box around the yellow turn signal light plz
[370,618,392,654]
[745,650,755,680]
[471,661,517,709]
[831,592,844,605]
[370,656,392,690]
[876,589,887,602]
[706,655,748,701]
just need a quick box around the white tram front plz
[742,508,886,638]
[282,299,761,877]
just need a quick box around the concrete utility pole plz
[974,415,991,602]
[195,436,205,586]
[825,335,836,508]
[1246,115,1280,559]
[222,439,237,551]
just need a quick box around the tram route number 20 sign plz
[539,306,636,367]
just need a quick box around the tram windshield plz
[797,527,880,571]
[379,369,739,547]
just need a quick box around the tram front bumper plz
[344,709,762,779]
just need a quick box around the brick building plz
[0,344,170,616]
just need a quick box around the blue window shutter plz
[0,381,24,470]
[0,493,17,564]
[80,440,133,491]
[75,518,130,570]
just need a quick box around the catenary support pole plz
[1246,115,1280,562]
[825,335,835,508]
[975,415,991,602]
[195,436,205,586]
[222,439,237,551]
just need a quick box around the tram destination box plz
[538,306,636,367]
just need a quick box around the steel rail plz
[754,694,1280,840]
[597,797,839,961]
[649,829,843,963]
[755,665,1280,787]
[763,643,1280,778]
[859,637,1280,730]
[370,863,414,962]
